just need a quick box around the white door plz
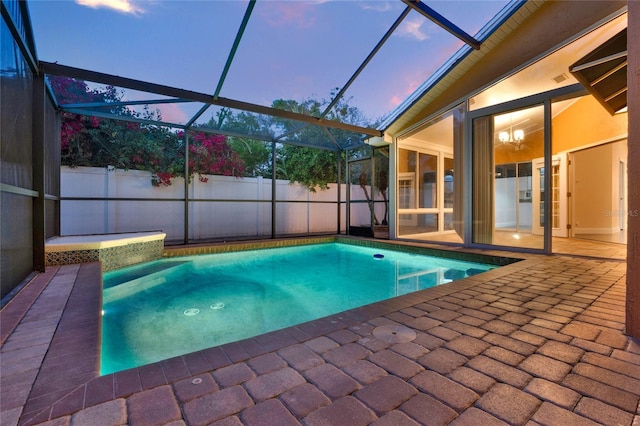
[398,172,417,226]
[532,154,567,237]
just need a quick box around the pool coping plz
[12,238,531,425]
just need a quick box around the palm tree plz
[377,169,388,225]
[359,171,379,225]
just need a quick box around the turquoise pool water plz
[101,242,496,374]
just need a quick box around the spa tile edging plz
[45,234,165,271]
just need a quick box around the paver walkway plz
[1,245,639,425]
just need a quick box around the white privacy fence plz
[61,166,378,243]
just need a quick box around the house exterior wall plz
[387,0,638,335]
[626,0,640,337]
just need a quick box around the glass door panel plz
[474,105,544,249]
[443,156,454,231]
[419,152,437,208]
[396,106,463,242]
[398,172,417,227]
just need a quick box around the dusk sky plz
[28,0,509,125]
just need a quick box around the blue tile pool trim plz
[163,236,521,267]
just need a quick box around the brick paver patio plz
[1,240,639,425]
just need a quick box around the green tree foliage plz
[278,145,340,192]
[268,89,377,192]
[196,92,378,192]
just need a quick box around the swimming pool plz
[101,242,497,374]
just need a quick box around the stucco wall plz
[626,0,640,337]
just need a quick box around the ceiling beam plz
[275,6,412,143]
[322,127,343,151]
[62,108,186,130]
[570,50,627,73]
[213,0,255,100]
[40,61,382,137]
[60,98,192,109]
[401,0,482,50]
[321,5,412,118]
[186,0,257,128]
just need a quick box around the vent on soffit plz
[552,73,569,84]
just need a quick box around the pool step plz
[103,261,191,304]
[103,261,190,288]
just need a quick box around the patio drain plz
[372,324,417,344]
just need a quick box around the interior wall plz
[491,93,626,167]
[553,96,627,153]
[572,144,615,233]
[552,95,628,238]
[397,149,412,173]
[611,140,628,231]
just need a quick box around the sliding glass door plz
[396,106,463,242]
[472,105,545,250]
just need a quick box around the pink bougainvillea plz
[151,172,174,187]
[187,132,245,180]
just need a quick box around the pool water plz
[101,242,495,374]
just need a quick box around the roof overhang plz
[570,28,627,115]
[40,61,383,152]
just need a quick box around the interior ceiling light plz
[498,114,524,148]
[499,128,524,143]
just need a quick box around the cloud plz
[386,70,425,111]
[397,16,429,41]
[358,1,392,12]
[155,103,188,124]
[261,2,317,28]
[75,0,145,15]
[388,95,403,109]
